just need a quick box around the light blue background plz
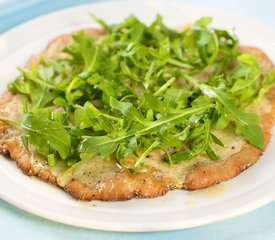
[0,0,275,239]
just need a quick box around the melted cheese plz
[245,96,272,115]
[0,94,24,121]
[57,156,121,187]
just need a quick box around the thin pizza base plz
[0,29,274,201]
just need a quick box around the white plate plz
[0,0,275,232]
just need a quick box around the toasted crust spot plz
[38,170,57,185]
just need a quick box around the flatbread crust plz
[0,29,274,201]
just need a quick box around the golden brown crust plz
[0,30,274,201]
[5,138,34,175]
[64,172,172,201]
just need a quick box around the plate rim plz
[1,0,275,232]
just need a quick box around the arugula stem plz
[182,74,200,87]
[133,140,160,170]
[158,144,173,164]
[120,94,137,102]
[192,118,211,157]
[18,68,57,90]
[138,104,213,135]
[144,61,155,89]
[23,98,29,113]
[167,58,193,69]
[0,116,20,126]
[153,77,176,96]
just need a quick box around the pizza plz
[0,16,274,201]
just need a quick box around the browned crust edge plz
[64,172,173,201]
[0,30,274,201]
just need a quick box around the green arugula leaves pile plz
[5,15,275,172]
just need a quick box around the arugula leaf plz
[9,65,61,108]
[159,125,183,147]
[72,33,99,77]
[79,135,123,157]
[22,109,71,159]
[256,69,275,101]
[89,13,110,31]
[110,97,149,125]
[228,54,260,103]
[210,133,224,147]
[192,17,219,66]
[214,90,264,149]
[184,74,264,149]
[74,108,93,129]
